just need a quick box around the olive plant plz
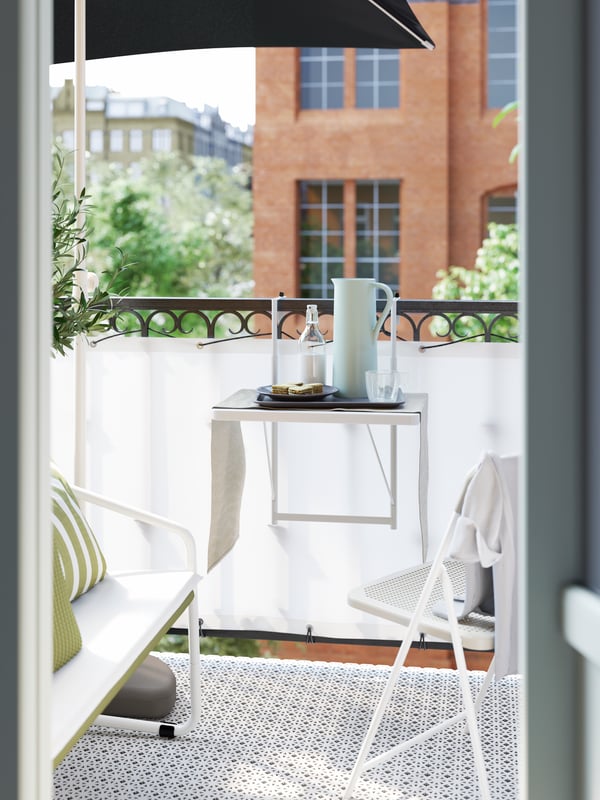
[52,149,126,356]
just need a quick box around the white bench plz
[52,486,202,767]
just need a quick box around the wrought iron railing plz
[95,297,519,348]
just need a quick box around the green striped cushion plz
[53,531,82,671]
[51,463,107,601]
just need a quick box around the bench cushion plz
[51,463,107,601]
[51,569,199,765]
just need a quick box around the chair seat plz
[348,559,495,651]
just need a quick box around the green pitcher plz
[331,278,394,398]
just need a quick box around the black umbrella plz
[53,0,434,64]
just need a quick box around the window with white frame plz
[356,181,400,290]
[129,129,143,152]
[110,129,124,152]
[487,0,517,108]
[299,181,344,297]
[89,129,103,153]
[152,128,172,152]
[355,49,400,109]
[300,48,344,110]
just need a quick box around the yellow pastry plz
[288,382,323,395]
[271,383,297,394]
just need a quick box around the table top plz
[212,389,427,425]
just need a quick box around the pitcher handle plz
[373,282,394,338]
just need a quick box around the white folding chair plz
[343,451,519,800]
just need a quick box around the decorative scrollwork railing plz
[95,297,519,347]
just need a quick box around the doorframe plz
[523,0,585,798]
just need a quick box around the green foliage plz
[85,152,254,306]
[156,633,265,658]
[52,149,126,356]
[431,223,519,341]
[492,99,520,164]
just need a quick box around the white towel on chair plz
[435,452,519,678]
[207,420,246,571]
[450,453,505,612]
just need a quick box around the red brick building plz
[252,0,518,300]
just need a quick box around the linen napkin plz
[207,419,246,571]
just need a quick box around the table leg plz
[271,421,279,524]
[390,425,397,529]
[418,403,429,562]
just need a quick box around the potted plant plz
[52,149,126,356]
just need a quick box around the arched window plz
[486,190,517,226]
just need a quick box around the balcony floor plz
[53,653,521,799]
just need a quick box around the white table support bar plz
[261,422,275,502]
[366,423,396,506]
[270,421,278,523]
[212,390,429,560]
[273,512,400,525]
[263,419,398,529]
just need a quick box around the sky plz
[49,48,256,130]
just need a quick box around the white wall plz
[51,336,523,640]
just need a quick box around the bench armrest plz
[71,485,198,573]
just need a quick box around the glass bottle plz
[299,304,326,384]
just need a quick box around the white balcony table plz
[211,389,429,561]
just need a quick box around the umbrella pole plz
[73,0,87,485]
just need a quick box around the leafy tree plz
[86,153,254,301]
[431,222,519,341]
[88,181,183,297]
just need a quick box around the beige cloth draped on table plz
[207,419,246,571]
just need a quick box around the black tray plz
[256,391,405,410]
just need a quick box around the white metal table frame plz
[211,390,429,561]
[211,295,429,560]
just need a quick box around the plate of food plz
[257,383,338,401]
